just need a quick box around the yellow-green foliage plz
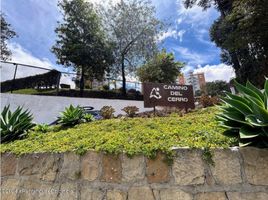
[0,107,237,157]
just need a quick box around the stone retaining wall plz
[1,147,268,200]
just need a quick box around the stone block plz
[80,186,104,200]
[59,152,80,180]
[146,153,170,183]
[195,192,226,200]
[241,147,268,185]
[107,190,127,200]
[101,154,122,183]
[57,182,77,200]
[227,192,268,200]
[18,153,60,181]
[0,179,20,200]
[81,151,100,181]
[159,189,192,200]
[17,180,60,200]
[210,149,242,185]
[122,155,145,182]
[172,149,205,185]
[128,187,154,200]
[1,153,17,176]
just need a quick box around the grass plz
[0,107,237,157]
[9,88,56,95]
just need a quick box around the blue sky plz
[1,0,235,84]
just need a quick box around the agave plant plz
[83,113,95,122]
[58,105,84,126]
[33,123,51,133]
[0,105,34,143]
[216,79,268,147]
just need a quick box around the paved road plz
[1,93,152,124]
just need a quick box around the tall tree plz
[184,0,268,88]
[137,50,184,83]
[102,0,163,95]
[210,0,268,88]
[52,0,114,96]
[0,13,17,61]
[206,80,230,96]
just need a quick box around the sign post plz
[143,82,195,110]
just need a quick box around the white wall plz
[1,94,151,124]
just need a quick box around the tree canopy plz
[0,12,17,61]
[184,0,268,88]
[137,50,184,83]
[206,80,230,96]
[52,0,114,95]
[101,0,163,95]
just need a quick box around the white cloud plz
[176,18,183,25]
[195,28,215,46]
[193,63,235,82]
[173,46,214,66]
[158,29,186,42]
[176,0,219,27]
[7,43,53,70]
[175,0,219,46]
[1,43,75,88]
[86,0,120,7]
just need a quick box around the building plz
[178,71,206,95]
[178,74,186,85]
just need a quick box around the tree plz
[52,0,114,96]
[0,12,17,61]
[210,0,268,88]
[102,0,163,95]
[183,0,268,88]
[206,80,230,96]
[137,50,184,83]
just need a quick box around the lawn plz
[0,107,237,157]
[9,88,56,95]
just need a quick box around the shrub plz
[60,84,70,89]
[200,95,219,108]
[58,105,84,126]
[33,124,51,133]
[127,89,136,94]
[102,84,109,91]
[118,87,124,93]
[216,80,268,148]
[0,105,34,143]
[100,106,115,119]
[122,106,139,118]
[83,113,95,122]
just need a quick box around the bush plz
[100,106,115,119]
[83,113,95,122]
[0,105,34,143]
[122,106,139,118]
[57,89,143,100]
[60,84,70,89]
[200,95,219,108]
[58,105,84,126]
[33,124,51,133]
[102,84,109,91]
[127,89,136,94]
[216,80,268,148]
[127,89,142,97]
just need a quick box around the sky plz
[1,0,235,86]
